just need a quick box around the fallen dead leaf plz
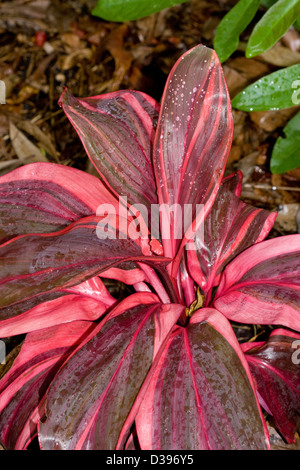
[237,151,260,183]
[18,120,59,161]
[274,203,300,233]
[223,65,248,98]
[228,57,270,81]
[104,24,134,91]
[257,43,300,67]
[9,121,48,163]
[250,108,299,133]
[60,48,93,71]
[282,28,300,52]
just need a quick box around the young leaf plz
[39,300,184,450]
[214,234,300,332]
[0,162,119,244]
[0,320,95,450]
[153,44,233,260]
[246,0,300,58]
[186,171,276,296]
[242,329,300,443]
[270,111,300,174]
[135,308,269,450]
[92,0,189,22]
[214,0,261,63]
[231,64,300,111]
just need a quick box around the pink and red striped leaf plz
[242,329,300,443]
[187,171,277,297]
[214,235,300,331]
[0,320,96,450]
[0,215,171,321]
[0,276,116,336]
[153,44,233,260]
[135,307,269,450]
[0,162,119,244]
[39,298,184,450]
[59,89,159,214]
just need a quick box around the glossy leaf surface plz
[231,64,300,111]
[214,0,260,63]
[59,89,159,214]
[246,0,300,57]
[0,163,118,244]
[92,0,189,22]
[214,235,300,331]
[39,299,183,450]
[136,308,269,450]
[0,277,116,336]
[153,45,233,259]
[187,172,276,297]
[0,320,95,450]
[0,215,170,319]
[242,329,300,443]
[270,111,300,174]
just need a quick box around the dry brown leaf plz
[237,151,260,183]
[282,28,300,52]
[268,424,300,450]
[0,342,23,381]
[258,43,300,67]
[0,0,50,32]
[9,121,48,163]
[228,57,270,81]
[223,65,248,98]
[1,74,20,99]
[61,32,82,50]
[18,120,59,161]
[0,160,22,173]
[6,85,39,105]
[274,203,300,233]
[60,48,93,71]
[104,24,133,91]
[250,108,298,133]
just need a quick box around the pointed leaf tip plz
[153,44,233,258]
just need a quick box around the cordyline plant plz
[0,44,299,450]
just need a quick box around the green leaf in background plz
[270,111,300,174]
[92,0,189,22]
[214,0,261,63]
[259,0,277,7]
[231,64,300,111]
[246,0,300,58]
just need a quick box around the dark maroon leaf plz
[0,276,116,336]
[0,215,170,320]
[242,329,300,443]
[187,171,277,299]
[39,298,183,450]
[0,163,119,244]
[214,235,300,331]
[59,89,159,214]
[0,320,96,449]
[136,308,269,450]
